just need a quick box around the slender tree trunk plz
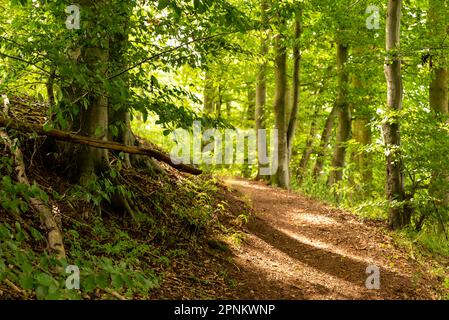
[351,72,373,187]
[328,43,351,186]
[226,100,231,119]
[272,31,289,189]
[384,0,409,229]
[246,84,256,121]
[203,70,215,114]
[109,3,133,168]
[313,104,337,180]
[216,84,223,117]
[352,118,372,177]
[296,106,319,183]
[255,0,269,180]
[287,8,302,160]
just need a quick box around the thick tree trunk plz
[429,0,448,114]
[430,68,449,114]
[428,0,449,207]
[384,0,409,229]
[328,43,351,186]
[78,46,110,184]
[272,31,290,189]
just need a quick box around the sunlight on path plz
[224,178,439,300]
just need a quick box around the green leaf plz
[19,274,34,290]
[158,0,169,10]
[0,224,11,239]
[111,274,124,289]
[35,286,48,300]
[83,274,96,293]
[35,273,56,287]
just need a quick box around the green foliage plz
[0,216,161,300]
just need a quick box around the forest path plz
[224,178,442,300]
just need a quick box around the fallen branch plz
[0,117,202,175]
[4,279,25,295]
[0,114,66,259]
[104,288,127,300]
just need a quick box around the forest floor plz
[220,178,448,300]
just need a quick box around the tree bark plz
[429,0,448,114]
[328,43,351,186]
[313,104,337,180]
[255,0,269,180]
[296,106,319,183]
[351,71,373,187]
[428,0,449,208]
[109,3,133,168]
[384,0,409,229]
[203,70,215,114]
[287,8,302,159]
[272,30,289,189]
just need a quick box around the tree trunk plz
[272,28,289,189]
[287,8,302,160]
[246,84,256,121]
[328,43,351,186]
[384,0,409,229]
[429,0,448,115]
[428,0,449,207]
[351,71,373,188]
[296,106,319,183]
[109,5,133,168]
[255,0,269,180]
[203,70,215,114]
[78,46,110,185]
[313,104,337,180]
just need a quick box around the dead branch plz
[0,117,202,175]
[0,111,66,259]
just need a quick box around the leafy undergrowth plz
[0,134,251,300]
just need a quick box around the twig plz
[4,279,25,295]
[104,288,127,300]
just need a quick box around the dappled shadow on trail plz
[224,178,440,300]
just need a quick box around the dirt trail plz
[224,178,443,300]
